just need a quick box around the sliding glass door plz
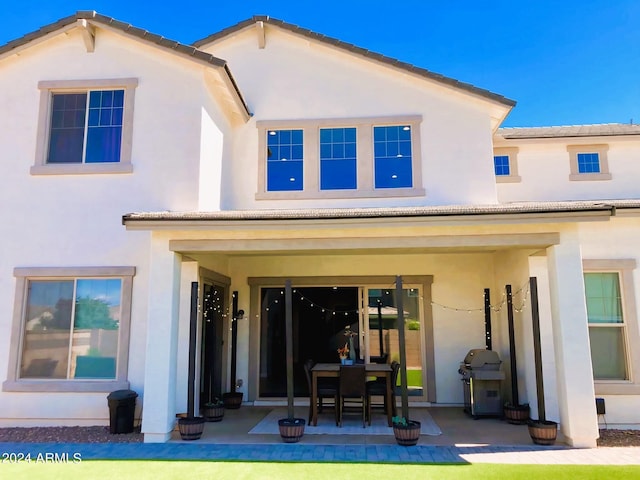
[362,285,425,398]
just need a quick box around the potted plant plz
[201,397,225,422]
[392,415,421,446]
[278,281,305,442]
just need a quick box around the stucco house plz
[1,11,639,448]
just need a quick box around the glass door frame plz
[359,283,428,401]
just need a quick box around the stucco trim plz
[493,146,521,183]
[567,144,611,181]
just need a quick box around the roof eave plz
[194,16,516,110]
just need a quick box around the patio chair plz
[366,360,400,424]
[303,359,339,425]
[338,364,367,428]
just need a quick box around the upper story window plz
[492,147,520,183]
[257,116,424,200]
[267,129,303,191]
[48,90,123,164]
[320,127,357,190]
[32,78,138,176]
[3,267,135,393]
[493,155,510,176]
[373,125,413,188]
[576,152,601,173]
[567,144,611,181]
[583,259,640,395]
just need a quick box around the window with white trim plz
[3,267,134,392]
[583,259,640,395]
[256,116,424,199]
[32,79,138,175]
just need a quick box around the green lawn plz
[3,460,640,480]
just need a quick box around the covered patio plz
[167,406,553,446]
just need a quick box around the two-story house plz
[1,11,639,447]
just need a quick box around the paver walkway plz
[1,442,639,464]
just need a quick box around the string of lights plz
[257,280,532,317]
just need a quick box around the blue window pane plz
[101,91,113,107]
[267,161,303,191]
[100,109,112,126]
[86,126,122,163]
[279,145,292,161]
[88,108,100,127]
[577,153,600,173]
[494,155,510,176]
[374,142,386,157]
[320,129,331,143]
[266,129,304,191]
[291,129,303,144]
[373,125,413,189]
[320,143,331,158]
[291,144,303,160]
[321,159,357,189]
[319,128,357,190]
[374,127,386,141]
[48,93,87,164]
[89,91,101,108]
[48,129,84,163]
[345,143,356,158]
[399,140,412,157]
[112,107,123,125]
[344,128,356,142]
[113,90,124,107]
[375,157,412,188]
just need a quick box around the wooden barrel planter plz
[393,420,421,446]
[223,392,243,409]
[278,418,305,443]
[528,419,558,445]
[504,403,530,425]
[201,404,225,422]
[178,416,205,441]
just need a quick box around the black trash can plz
[107,389,138,434]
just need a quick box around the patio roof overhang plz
[122,200,632,231]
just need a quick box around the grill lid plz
[463,349,502,370]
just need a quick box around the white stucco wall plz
[496,138,640,203]
[206,27,501,210]
[0,27,232,425]
[226,251,499,405]
[578,218,640,427]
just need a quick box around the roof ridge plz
[499,123,633,130]
[193,16,516,108]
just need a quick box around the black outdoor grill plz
[458,349,505,418]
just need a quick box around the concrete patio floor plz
[168,406,553,446]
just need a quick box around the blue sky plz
[2,1,639,127]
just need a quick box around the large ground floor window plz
[3,266,134,392]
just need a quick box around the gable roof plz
[497,123,640,139]
[0,10,251,120]
[194,15,516,110]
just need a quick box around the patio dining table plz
[310,362,393,426]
